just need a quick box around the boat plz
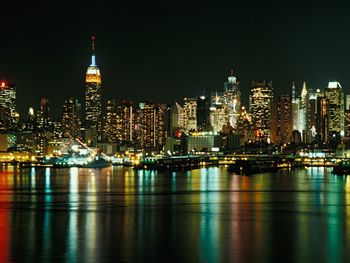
[228,156,283,175]
[333,160,350,175]
[43,138,112,168]
[135,155,201,171]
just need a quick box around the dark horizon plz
[1,1,350,119]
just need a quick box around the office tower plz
[196,95,210,131]
[235,106,253,140]
[223,70,241,128]
[345,109,350,138]
[85,35,102,127]
[176,98,197,133]
[138,103,169,149]
[103,100,118,142]
[0,81,17,131]
[275,95,292,144]
[27,107,36,131]
[121,100,134,142]
[346,95,350,110]
[291,82,300,131]
[316,91,328,142]
[37,98,51,130]
[308,90,317,138]
[62,97,81,139]
[210,92,226,132]
[52,121,63,139]
[324,82,344,140]
[299,82,308,135]
[249,80,273,141]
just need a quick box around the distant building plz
[249,80,273,142]
[324,81,344,141]
[0,81,17,131]
[138,102,169,150]
[37,98,51,130]
[186,131,222,153]
[176,98,197,133]
[196,95,210,131]
[85,36,102,128]
[273,95,292,145]
[210,92,226,133]
[223,70,241,128]
[104,99,118,142]
[62,97,81,139]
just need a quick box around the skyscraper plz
[138,102,169,149]
[223,70,241,128]
[324,81,344,141]
[249,80,273,141]
[275,95,292,144]
[37,98,51,130]
[0,81,17,131]
[62,97,81,139]
[196,96,210,131]
[103,99,118,142]
[85,35,102,127]
[176,98,197,133]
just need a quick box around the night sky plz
[1,1,350,118]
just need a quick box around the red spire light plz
[1,82,5,88]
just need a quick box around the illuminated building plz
[210,92,226,132]
[176,98,197,133]
[103,99,118,143]
[85,36,102,127]
[308,90,317,139]
[0,81,17,131]
[52,121,63,139]
[37,98,51,130]
[234,106,254,141]
[26,107,36,131]
[273,95,292,144]
[291,82,300,131]
[249,80,273,141]
[196,95,210,131]
[186,131,222,153]
[62,97,81,139]
[316,91,328,142]
[209,70,241,132]
[223,70,241,128]
[345,109,350,139]
[121,100,134,143]
[299,82,308,136]
[324,81,344,141]
[138,102,169,149]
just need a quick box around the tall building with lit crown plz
[223,70,241,128]
[0,81,17,131]
[299,82,308,134]
[324,81,344,140]
[210,92,226,132]
[249,80,273,141]
[85,36,102,127]
[62,97,81,139]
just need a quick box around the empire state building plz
[85,35,102,126]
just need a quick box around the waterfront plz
[0,166,350,262]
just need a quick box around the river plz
[0,166,349,262]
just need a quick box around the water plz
[1,166,350,262]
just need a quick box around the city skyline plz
[1,1,350,117]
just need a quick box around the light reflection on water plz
[0,166,349,262]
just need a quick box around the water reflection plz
[0,167,348,262]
